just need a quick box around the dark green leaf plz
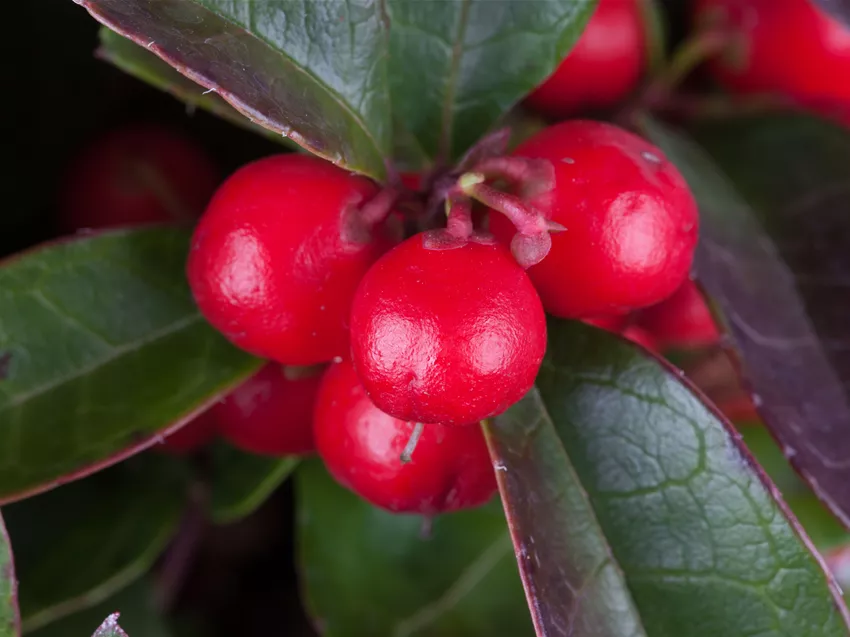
[96,28,292,147]
[641,115,850,529]
[30,580,170,637]
[296,460,532,637]
[4,454,184,631]
[208,442,298,524]
[0,513,18,637]
[0,228,261,504]
[386,0,597,164]
[487,320,850,637]
[76,0,391,178]
[93,615,129,637]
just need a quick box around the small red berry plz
[583,314,632,333]
[489,120,699,318]
[187,154,394,365]
[216,363,321,456]
[59,124,218,231]
[638,279,719,349]
[695,0,850,104]
[350,232,547,426]
[621,325,659,353]
[525,0,646,117]
[160,411,218,454]
[314,360,497,514]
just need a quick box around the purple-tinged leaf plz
[73,0,392,179]
[0,513,20,637]
[96,28,292,148]
[0,228,260,504]
[487,319,850,637]
[642,115,850,528]
[92,614,128,637]
[812,0,850,28]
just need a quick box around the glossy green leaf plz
[0,513,18,637]
[640,115,850,528]
[76,0,392,179]
[487,320,850,637]
[296,460,532,637]
[386,0,597,165]
[30,580,170,637]
[4,454,184,632]
[208,442,298,524]
[0,228,261,504]
[96,28,291,147]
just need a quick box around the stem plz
[444,193,474,239]
[458,174,557,236]
[359,187,401,226]
[642,29,735,108]
[400,422,425,464]
[154,482,209,612]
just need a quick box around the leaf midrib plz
[0,314,202,414]
[438,0,472,161]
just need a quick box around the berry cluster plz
[182,112,699,513]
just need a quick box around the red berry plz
[525,0,646,117]
[59,124,218,231]
[314,360,497,514]
[621,325,659,353]
[350,232,547,426]
[695,0,850,104]
[187,154,394,365]
[583,314,632,333]
[160,411,218,454]
[489,120,698,318]
[215,363,321,456]
[638,279,719,349]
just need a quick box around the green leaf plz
[30,580,170,637]
[0,228,261,504]
[0,513,18,637]
[208,442,298,524]
[96,28,292,147]
[77,0,392,179]
[487,320,850,636]
[4,454,184,632]
[296,460,532,637]
[386,0,597,164]
[640,115,850,528]
[92,615,129,637]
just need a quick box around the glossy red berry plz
[695,0,850,104]
[187,154,394,365]
[215,363,321,456]
[160,411,218,454]
[59,124,218,231]
[638,279,719,349]
[350,232,547,426]
[489,120,699,318]
[314,360,497,514]
[525,0,646,117]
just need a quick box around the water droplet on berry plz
[333,356,343,364]
[561,157,575,164]
[752,393,763,407]
[641,151,661,164]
